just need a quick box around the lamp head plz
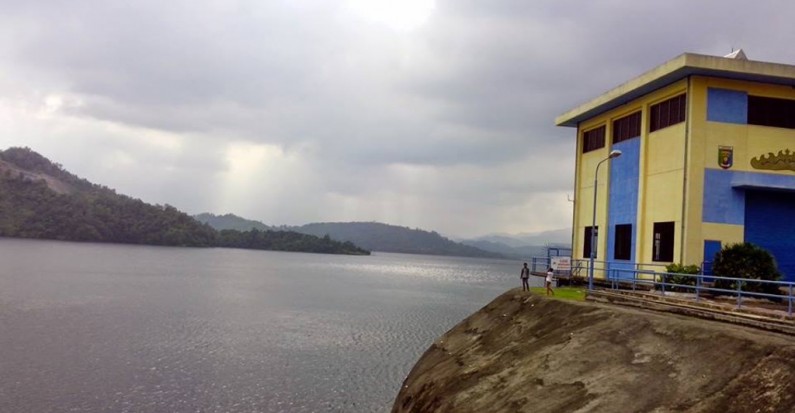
[608,150,622,159]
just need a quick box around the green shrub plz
[663,263,700,292]
[712,243,781,298]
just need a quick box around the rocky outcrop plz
[393,290,795,413]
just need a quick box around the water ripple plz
[0,240,520,412]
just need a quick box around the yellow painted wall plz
[570,73,795,275]
[682,76,795,265]
[701,223,744,244]
[639,122,686,265]
[572,80,687,278]
[574,142,610,263]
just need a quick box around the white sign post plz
[551,256,571,273]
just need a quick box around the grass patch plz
[529,287,587,302]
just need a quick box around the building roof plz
[555,52,795,128]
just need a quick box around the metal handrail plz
[628,269,793,317]
[528,256,795,317]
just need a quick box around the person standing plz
[546,267,555,296]
[520,263,530,292]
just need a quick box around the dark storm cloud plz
[7,1,342,126]
[2,0,795,236]
[3,0,552,168]
[412,0,795,137]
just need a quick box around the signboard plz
[551,256,571,272]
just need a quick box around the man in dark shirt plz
[520,263,530,292]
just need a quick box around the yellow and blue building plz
[556,51,795,282]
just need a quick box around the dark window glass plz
[649,94,686,132]
[748,95,795,129]
[612,111,641,143]
[650,103,659,131]
[652,222,675,262]
[614,224,632,260]
[584,226,598,259]
[582,126,605,153]
[669,96,679,123]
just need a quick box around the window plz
[649,94,686,132]
[614,224,632,260]
[652,222,675,262]
[583,226,598,258]
[582,126,605,153]
[748,95,795,129]
[612,111,641,144]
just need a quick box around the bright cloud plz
[344,0,436,31]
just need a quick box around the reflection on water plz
[0,238,540,412]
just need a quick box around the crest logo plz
[718,146,733,169]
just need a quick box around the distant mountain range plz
[459,229,572,259]
[293,222,504,258]
[194,213,273,232]
[195,214,503,258]
[195,213,572,260]
[458,240,548,260]
[465,228,572,247]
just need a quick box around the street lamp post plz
[588,149,622,291]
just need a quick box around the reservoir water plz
[0,238,541,412]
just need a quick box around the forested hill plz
[0,147,217,246]
[292,222,504,258]
[0,147,369,255]
[195,212,273,231]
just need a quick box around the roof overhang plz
[732,173,795,193]
[555,53,795,128]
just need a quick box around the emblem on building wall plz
[718,146,733,169]
[750,149,795,172]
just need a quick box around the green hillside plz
[0,147,216,246]
[0,147,369,255]
[194,212,272,231]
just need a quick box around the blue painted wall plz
[702,240,722,268]
[607,137,640,275]
[703,169,795,224]
[702,169,745,224]
[745,191,795,282]
[707,88,748,124]
[702,240,722,278]
[702,169,795,281]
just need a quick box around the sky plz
[2,0,794,239]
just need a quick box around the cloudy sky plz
[1,0,793,238]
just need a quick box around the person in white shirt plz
[545,268,555,296]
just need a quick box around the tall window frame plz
[614,224,632,260]
[583,226,598,259]
[652,222,675,262]
[582,126,606,153]
[612,111,641,144]
[649,94,686,132]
